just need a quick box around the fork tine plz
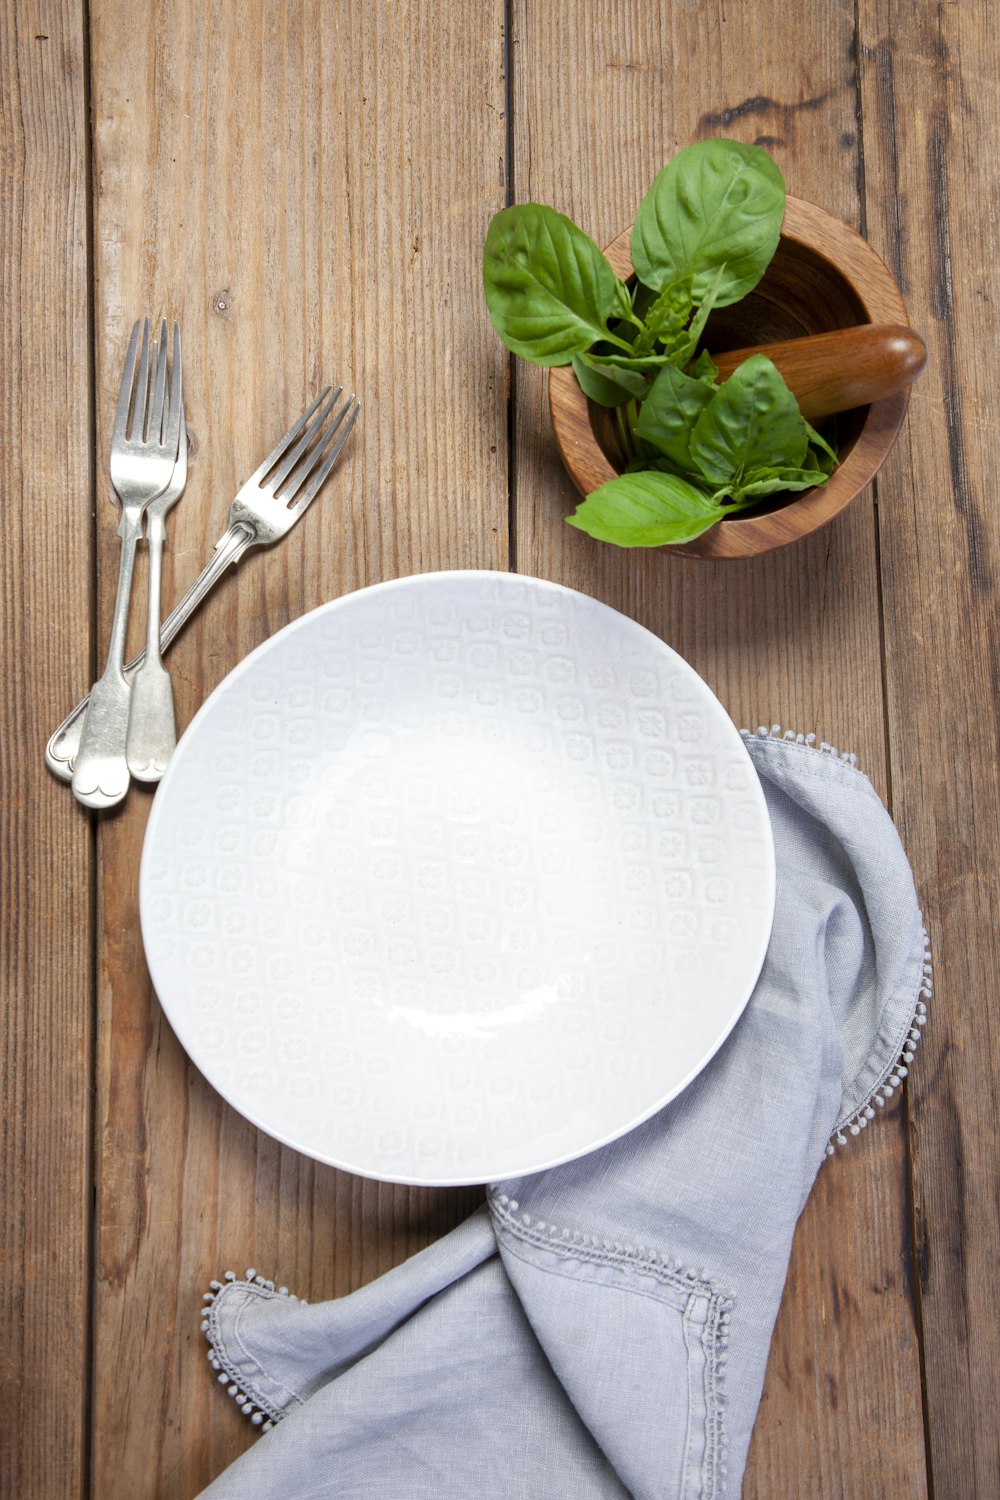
[131,317,151,440]
[163,320,183,457]
[246,387,331,487]
[112,320,141,447]
[288,398,359,517]
[150,318,169,443]
[264,386,342,495]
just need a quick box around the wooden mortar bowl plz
[548,196,912,560]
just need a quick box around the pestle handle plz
[711,324,927,421]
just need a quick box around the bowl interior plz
[590,236,870,513]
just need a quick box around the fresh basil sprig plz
[482,139,839,548]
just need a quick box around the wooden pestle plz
[710,324,927,421]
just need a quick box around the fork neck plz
[115,499,146,544]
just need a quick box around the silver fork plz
[72,319,183,809]
[126,407,188,782]
[47,387,359,783]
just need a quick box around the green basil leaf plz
[686,349,719,383]
[690,355,808,482]
[573,351,669,406]
[804,419,839,474]
[635,362,716,472]
[631,139,786,306]
[572,354,640,407]
[808,445,838,478]
[735,466,831,498]
[483,204,632,366]
[681,262,727,359]
[566,470,725,547]
[587,349,671,381]
[630,280,660,321]
[592,351,672,373]
[632,276,694,355]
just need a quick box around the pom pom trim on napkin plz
[827,926,929,1151]
[489,1191,735,1489]
[201,1271,308,1431]
[743,726,930,1156]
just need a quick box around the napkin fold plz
[197,729,929,1499]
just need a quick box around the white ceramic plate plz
[140,571,774,1185]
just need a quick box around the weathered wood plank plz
[859,4,1000,1494]
[508,3,927,1493]
[0,3,94,1497]
[87,1,506,1493]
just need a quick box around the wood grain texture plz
[87,2,505,1493]
[0,4,94,1498]
[858,3,1000,1494]
[5,0,996,1493]
[508,2,928,1492]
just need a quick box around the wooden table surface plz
[3,1,997,1495]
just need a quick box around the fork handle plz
[126,513,176,782]
[47,521,255,783]
[125,658,176,782]
[71,515,143,808]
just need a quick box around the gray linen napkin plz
[197,729,929,1499]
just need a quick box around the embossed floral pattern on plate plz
[139,571,775,1185]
